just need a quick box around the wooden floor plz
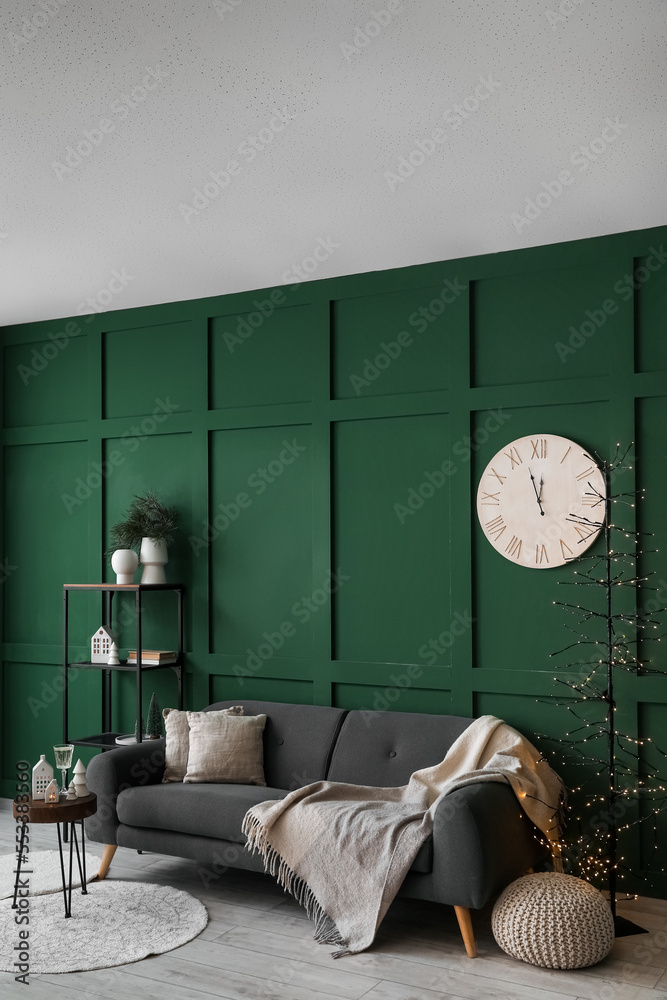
[1,799,666,1000]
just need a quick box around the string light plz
[544,445,667,913]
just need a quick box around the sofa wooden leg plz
[97,845,117,880]
[454,905,477,958]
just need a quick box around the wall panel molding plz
[2,223,666,894]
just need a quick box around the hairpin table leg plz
[67,822,74,917]
[71,821,88,895]
[56,822,70,917]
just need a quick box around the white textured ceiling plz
[1,0,665,326]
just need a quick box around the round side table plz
[12,793,97,918]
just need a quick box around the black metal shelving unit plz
[63,583,184,750]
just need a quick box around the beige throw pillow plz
[184,713,267,785]
[162,706,243,783]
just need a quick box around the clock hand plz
[529,468,546,516]
[538,476,544,502]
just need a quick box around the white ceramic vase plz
[140,537,168,584]
[111,548,139,585]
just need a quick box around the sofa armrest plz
[431,780,548,910]
[85,739,166,845]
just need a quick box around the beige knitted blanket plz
[242,714,564,957]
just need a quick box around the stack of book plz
[126,649,178,665]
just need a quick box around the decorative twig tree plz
[544,444,666,932]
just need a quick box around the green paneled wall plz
[2,225,666,896]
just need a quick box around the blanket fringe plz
[242,810,348,956]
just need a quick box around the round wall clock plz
[476,434,605,568]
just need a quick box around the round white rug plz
[0,850,98,900]
[0,880,208,973]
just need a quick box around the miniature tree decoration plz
[540,444,667,934]
[73,759,89,798]
[146,693,163,739]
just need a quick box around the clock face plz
[476,434,605,568]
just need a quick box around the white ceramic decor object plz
[73,759,89,798]
[107,641,120,666]
[32,755,54,800]
[91,626,117,663]
[140,537,168,584]
[44,778,60,803]
[111,548,139,585]
[66,780,77,800]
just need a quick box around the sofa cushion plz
[327,710,472,787]
[116,782,434,874]
[117,782,289,844]
[184,713,267,785]
[205,700,346,790]
[163,705,243,783]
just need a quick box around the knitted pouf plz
[492,872,614,969]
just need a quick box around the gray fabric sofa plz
[85,699,548,957]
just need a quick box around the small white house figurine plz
[66,780,77,800]
[107,641,120,666]
[32,755,54,800]
[44,778,60,803]
[73,759,89,798]
[91,626,117,663]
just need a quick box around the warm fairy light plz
[546,447,667,905]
